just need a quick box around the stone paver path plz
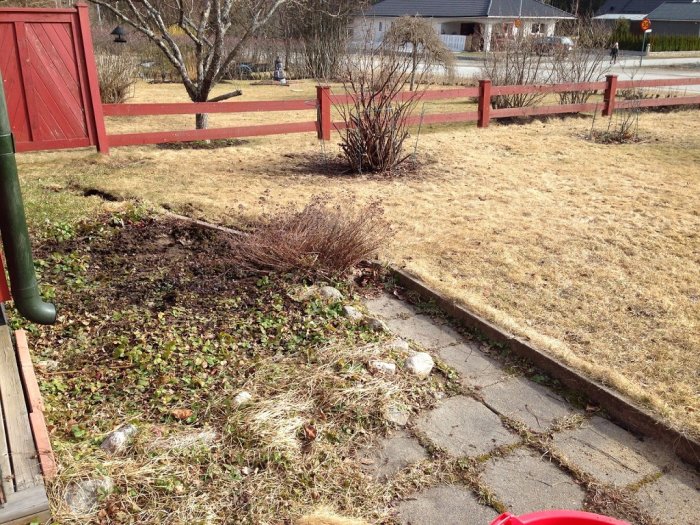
[362,293,700,525]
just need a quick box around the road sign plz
[640,18,651,31]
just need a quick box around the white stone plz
[369,360,397,375]
[318,286,344,301]
[387,338,410,351]
[384,403,410,426]
[100,424,138,455]
[234,391,253,406]
[365,317,388,332]
[343,305,364,321]
[405,352,435,379]
[65,477,114,515]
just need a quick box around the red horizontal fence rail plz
[98,75,699,152]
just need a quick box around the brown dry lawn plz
[18,80,700,438]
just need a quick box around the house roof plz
[365,0,575,19]
[648,1,700,20]
[595,0,691,16]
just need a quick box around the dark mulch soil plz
[156,138,248,150]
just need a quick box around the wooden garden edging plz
[385,264,700,469]
[98,75,700,153]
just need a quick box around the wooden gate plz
[0,3,107,152]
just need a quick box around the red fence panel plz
[0,3,105,153]
[0,253,10,303]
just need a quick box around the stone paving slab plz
[396,484,498,525]
[385,315,463,350]
[481,377,577,432]
[417,395,519,457]
[552,416,660,486]
[438,343,506,389]
[361,431,428,481]
[634,464,700,524]
[482,448,585,515]
[364,293,419,320]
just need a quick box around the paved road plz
[448,54,700,93]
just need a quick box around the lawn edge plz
[383,263,700,469]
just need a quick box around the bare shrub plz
[590,101,641,144]
[482,38,554,109]
[232,199,389,278]
[95,52,137,104]
[555,20,612,105]
[336,37,426,174]
[384,16,455,91]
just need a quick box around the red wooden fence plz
[100,75,700,151]
[0,5,697,153]
[0,254,10,303]
[0,4,106,153]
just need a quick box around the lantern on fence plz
[111,25,127,43]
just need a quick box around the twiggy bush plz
[482,38,554,109]
[96,52,137,104]
[337,38,426,173]
[232,199,388,278]
[555,19,612,105]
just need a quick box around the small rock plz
[241,466,252,476]
[387,338,410,351]
[234,391,252,406]
[65,477,114,515]
[342,305,364,321]
[384,403,410,426]
[37,359,60,372]
[365,317,388,332]
[405,352,434,379]
[369,360,397,375]
[318,286,344,301]
[100,424,138,455]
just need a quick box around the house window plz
[531,23,545,34]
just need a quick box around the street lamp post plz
[639,28,652,66]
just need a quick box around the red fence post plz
[316,85,331,141]
[602,74,618,117]
[477,80,492,128]
[75,2,109,154]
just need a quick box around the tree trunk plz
[410,45,418,91]
[195,113,209,130]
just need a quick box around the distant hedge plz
[616,34,700,52]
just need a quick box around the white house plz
[354,0,576,51]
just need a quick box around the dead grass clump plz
[232,199,388,277]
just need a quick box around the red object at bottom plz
[0,252,10,302]
[491,510,630,525]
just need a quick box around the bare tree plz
[281,0,361,80]
[554,19,612,104]
[88,0,294,128]
[384,16,454,91]
[482,37,555,108]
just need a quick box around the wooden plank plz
[0,484,49,524]
[103,98,316,116]
[76,3,109,153]
[491,81,606,96]
[491,102,599,119]
[14,137,91,152]
[15,330,56,481]
[0,326,41,492]
[617,77,699,89]
[0,323,14,500]
[615,95,700,109]
[107,120,318,147]
[404,111,479,126]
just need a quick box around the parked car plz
[533,36,574,55]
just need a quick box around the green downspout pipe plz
[0,71,56,325]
